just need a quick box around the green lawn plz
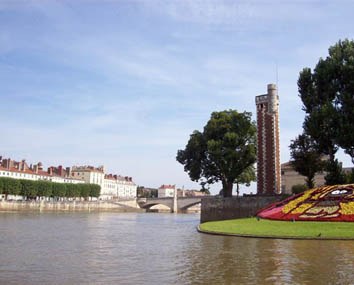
[199,218,354,239]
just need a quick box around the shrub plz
[291,184,308,195]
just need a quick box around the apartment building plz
[0,156,137,200]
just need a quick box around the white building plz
[0,158,84,200]
[70,165,105,185]
[158,184,176,198]
[0,159,83,184]
[102,174,137,200]
[0,157,137,200]
[71,166,137,200]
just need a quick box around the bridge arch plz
[140,203,172,211]
[179,201,201,211]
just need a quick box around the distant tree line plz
[137,186,158,198]
[0,177,100,200]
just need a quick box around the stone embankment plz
[0,200,144,213]
[200,195,289,223]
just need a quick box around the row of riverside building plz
[0,156,137,200]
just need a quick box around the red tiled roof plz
[0,166,51,177]
[159,184,175,189]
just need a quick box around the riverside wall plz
[0,200,144,213]
[200,195,288,223]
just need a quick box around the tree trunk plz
[222,180,233,197]
[305,177,315,189]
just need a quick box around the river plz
[0,212,353,284]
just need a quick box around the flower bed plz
[257,184,354,222]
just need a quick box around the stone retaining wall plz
[200,195,288,223]
[0,200,143,212]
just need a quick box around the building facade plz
[158,184,176,198]
[0,156,137,200]
[103,174,137,200]
[71,166,137,200]
[255,84,281,194]
[0,157,83,184]
[281,161,353,194]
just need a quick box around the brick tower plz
[255,84,281,194]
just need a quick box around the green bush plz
[52,183,67,198]
[291,184,308,194]
[89,184,101,198]
[37,180,52,197]
[20,179,37,198]
[0,177,101,199]
[1,177,21,196]
[79,184,91,200]
[66,183,80,198]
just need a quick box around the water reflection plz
[182,232,354,285]
[0,212,353,285]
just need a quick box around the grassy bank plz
[199,218,354,239]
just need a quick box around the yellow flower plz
[282,188,316,214]
[340,202,354,215]
[290,203,314,214]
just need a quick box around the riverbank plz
[198,217,354,240]
[0,200,144,213]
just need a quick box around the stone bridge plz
[137,197,202,213]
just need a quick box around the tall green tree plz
[177,110,257,197]
[329,39,354,163]
[324,159,346,185]
[289,134,324,189]
[298,39,354,165]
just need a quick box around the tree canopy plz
[298,39,354,165]
[289,134,324,189]
[176,110,257,197]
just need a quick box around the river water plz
[0,212,353,285]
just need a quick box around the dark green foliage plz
[137,187,158,198]
[200,182,211,195]
[289,134,324,189]
[37,180,52,197]
[79,184,91,200]
[51,183,67,198]
[177,110,257,197]
[89,184,101,198]
[298,39,354,165]
[291,184,308,194]
[1,177,21,197]
[66,183,80,198]
[324,159,346,185]
[346,168,354,183]
[19,179,37,198]
[0,177,99,199]
[234,165,256,196]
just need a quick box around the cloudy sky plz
[1,0,353,194]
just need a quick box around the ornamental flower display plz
[257,184,354,222]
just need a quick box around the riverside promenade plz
[0,200,143,212]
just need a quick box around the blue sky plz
[1,0,353,194]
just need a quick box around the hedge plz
[0,177,100,199]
